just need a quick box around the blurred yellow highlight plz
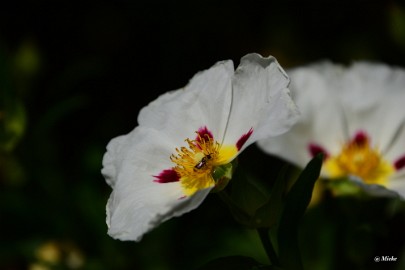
[324,140,394,186]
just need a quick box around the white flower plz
[101,53,299,241]
[257,61,405,198]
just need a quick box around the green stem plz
[257,228,279,266]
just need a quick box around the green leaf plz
[218,169,272,228]
[277,154,323,270]
[254,164,289,228]
[218,163,290,229]
[197,255,277,270]
[230,170,272,217]
[217,190,252,227]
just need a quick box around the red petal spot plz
[308,143,329,160]
[352,130,369,146]
[236,128,253,151]
[394,155,405,170]
[196,126,214,142]
[153,169,180,183]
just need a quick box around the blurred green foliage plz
[1,1,405,269]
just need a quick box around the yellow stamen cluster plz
[170,135,219,195]
[171,135,219,178]
[325,137,394,186]
[170,133,237,196]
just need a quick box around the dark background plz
[1,1,405,269]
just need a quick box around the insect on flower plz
[102,53,299,241]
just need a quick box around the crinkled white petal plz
[257,62,348,168]
[223,53,299,151]
[137,59,234,144]
[102,127,213,241]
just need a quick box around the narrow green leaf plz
[254,164,289,228]
[277,154,323,270]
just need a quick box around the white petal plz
[137,60,234,143]
[223,53,299,152]
[257,62,348,168]
[388,173,405,199]
[338,62,405,161]
[102,59,236,241]
[102,134,127,188]
[348,176,401,198]
[102,127,212,241]
[257,61,405,174]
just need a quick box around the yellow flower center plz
[170,133,237,196]
[324,134,394,186]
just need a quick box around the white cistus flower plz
[257,61,405,198]
[101,53,299,241]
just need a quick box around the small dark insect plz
[194,154,212,170]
